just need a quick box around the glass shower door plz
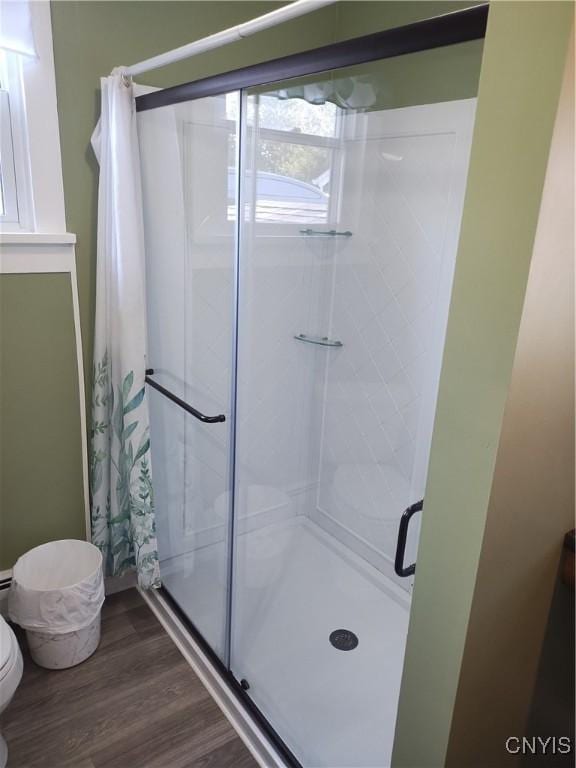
[137,90,240,661]
[231,55,477,766]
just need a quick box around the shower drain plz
[329,629,359,651]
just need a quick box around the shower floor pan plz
[160,516,410,768]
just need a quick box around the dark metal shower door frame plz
[138,5,489,767]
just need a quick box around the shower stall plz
[136,8,485,766]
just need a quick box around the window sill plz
[0,232,76,246]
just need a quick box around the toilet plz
[0,615,23,768]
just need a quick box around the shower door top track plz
[135,3,488,112]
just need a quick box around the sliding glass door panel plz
[138,91,239,662]
[231,47,479,766]
[147,386,230,655]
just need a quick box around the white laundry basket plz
[8,540,105,670]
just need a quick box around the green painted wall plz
[391,3,574,766]
[338,0,479,35]
[0,274,85,570]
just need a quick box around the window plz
[0,0,37,230]
[0,50,30,227]
[225,92,341,226]
[0,81,18,223]
[0,0,66,235]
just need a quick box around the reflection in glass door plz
[138,91,240,662]
[231,62,476,766]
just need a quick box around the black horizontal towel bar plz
[145,369,226,424]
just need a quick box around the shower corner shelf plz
[294,333,343,348]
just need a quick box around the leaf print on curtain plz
[90,69,160,589]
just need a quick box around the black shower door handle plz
[394,499,423,577]
[145,369,226,424]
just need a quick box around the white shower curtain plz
[90,69,160,589]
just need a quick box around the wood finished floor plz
[0,589,258,768]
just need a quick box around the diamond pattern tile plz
[318,126,458,563]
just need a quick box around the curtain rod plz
[123,0,337,78]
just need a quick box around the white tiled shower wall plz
[311,111,463,579]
